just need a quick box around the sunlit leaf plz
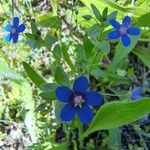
[81,98,150,138]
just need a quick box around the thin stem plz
[100,92,128,97]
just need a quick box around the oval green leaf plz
[81,98,150,139]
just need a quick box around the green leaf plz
[90,66,104,79]
[35,103,47,112]
[96,41,110,53]
[40,83,57,93]
[39,92,52,101]
[61,44,76,71]
[38,14,61,29]
[133,48,150,68]
[82,15,92,20]
[0,61,23,82]
[91,4,102,21]
[54,66,70,86]
[137,12,150,27]
[102,7,108,21]
[25,33,43,49]
[111,36,140,67]
[53,44,61,61]
[81,98,150,139]
[83,35,95,59]
[88,24,102,41]
[44,33,58,49]
[31,21,40,35]
[23,62,45,88]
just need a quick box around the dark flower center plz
[11,28,17,34]
[73,95,85,108]
[119,26,128,35]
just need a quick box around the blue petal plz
[55,86,73,103]
[131,87,142,100]
[18,24,26,32]
[122,16,131,27]
[132,87,142,95]
[13,17,19,27]
[60,103,76,122]
[12,34,19,43]
[121,35,131,47]
[131,95,142,101]
[77,105,93,124]
[5,34,12,42]
[108,30,120,39]
[73,76,89,94]
[109,20,121,29]
[127,27,140,36]
[85,91,103,106]
[4,24,12,31]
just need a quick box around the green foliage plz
[38,14,61,29]
[61,44,76,71]
[81,98,150,138]
[133,48,150,68]
[1,0,150,149]
[54,66,70,86]
[23,62,45,88]
[137,12,150,27]
[111,36,140,67]
[91,4,102,21]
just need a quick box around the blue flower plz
[130,87,142,100]
[55,76,103,124]
[4,17,26,43]
[108,16,140,47]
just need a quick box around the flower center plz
[73,95,85,108]
[119,26,127,35]
[11,28,17,34]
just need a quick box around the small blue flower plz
[55,76,103,124]
[108,16,140,47]
[4,17,26,43]
[130,87,142,100]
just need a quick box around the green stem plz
[108,128,122,150]
[72,140,78,150]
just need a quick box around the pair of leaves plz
[81,98,150,139]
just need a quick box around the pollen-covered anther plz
[73,95,85,108]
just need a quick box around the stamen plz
[11,28,17,34]
[73,95,85,108]
[119,26,127,35]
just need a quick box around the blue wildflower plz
[130,87,142,100]
[4,17,26,43]
[55,76,103,124]
[108,16,140,47]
